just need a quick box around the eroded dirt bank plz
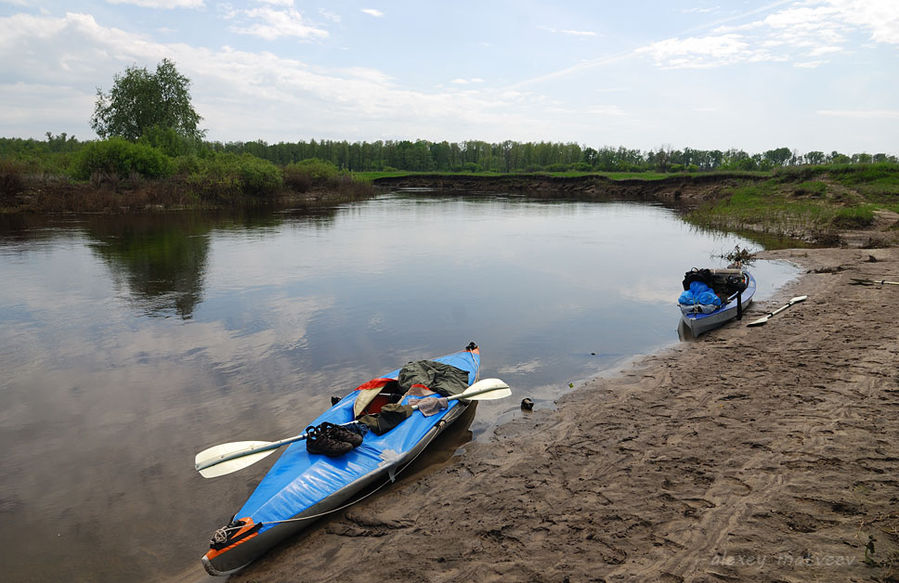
[373,173,762,206]
[230,244,898,583]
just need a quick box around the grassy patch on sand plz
[686,163,898,244]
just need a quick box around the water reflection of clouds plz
[497,358,543,375]
[624,278,683,304]
[0,301,342,450]
[260,293,336,346]
[98,294,333,374]
[0,246,113,312]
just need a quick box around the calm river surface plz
[0,193,799,582]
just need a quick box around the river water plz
[0,192,799,582]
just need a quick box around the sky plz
[1,0,897,155]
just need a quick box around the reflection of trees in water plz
[87,214,213,319]
[1,208,342,318]
[83,209,339,318]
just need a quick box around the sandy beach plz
[230,245,898,583]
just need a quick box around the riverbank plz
[230,243,898,581]
[373,172,761,205]
[6,166,897,253]
[2,170,746,213]
[376,166,899,248]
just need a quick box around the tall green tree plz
[91,58,204,141]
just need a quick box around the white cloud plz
[682,6,718,14]
[755,3,847,47]
[450,78,484,85]
[541,26,597,37]
[636,33,760,68]
[0,82,95,134]
[225,5,329,40]
[808,45,842,56]
[817,109,899,119]
[0,12,160,81]
[318,8,341,23]
[106,0,205,8]
[827,0,899,44]
[636,0,899,70]
[361,8,384,18]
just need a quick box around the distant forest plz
[2,133,896,174]
[207,139,899,173]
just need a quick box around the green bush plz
[172,154,201,176]
[239,155,282,196]
[283,158,340,192]
[286,158,339,179]
[193,152,282,197]
[73,138,172,180]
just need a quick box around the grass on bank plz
[686,162,899,244]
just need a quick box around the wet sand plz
[231,246,899,583]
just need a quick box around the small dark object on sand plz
[521,398,534,411]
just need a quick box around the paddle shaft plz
[767,302,797,318]
[852,278,899,286]
[747,295,807,326]
[195,379,510,473]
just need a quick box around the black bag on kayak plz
[682,268,713,291]
[357,403,414,435]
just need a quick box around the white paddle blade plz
[195,440,274,478]
[198,449,278,478]
[791,295,808,303]
[458,378,512,401]
[746,316,769,327]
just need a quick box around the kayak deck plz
[202,345,480,575]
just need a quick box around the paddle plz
[195,378,511,478]
[850,278,899,286]
[746,295,808,327]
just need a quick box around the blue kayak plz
[202,343,481,575]
[679,268,756,336]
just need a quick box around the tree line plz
[4,134,896,176]
[208,140,897,173]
